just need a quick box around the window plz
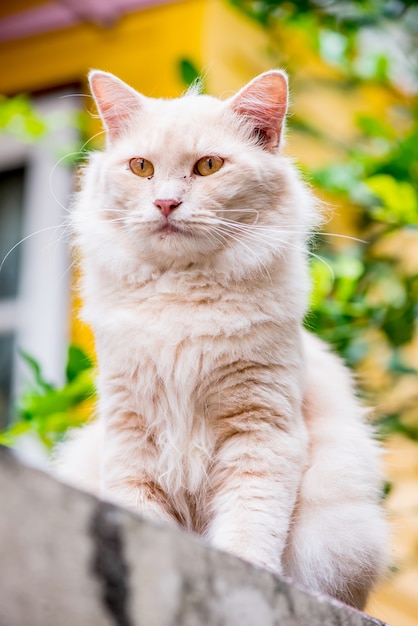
[0,92,78,427]
[0,166,25,427]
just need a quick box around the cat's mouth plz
[155,221,190,237]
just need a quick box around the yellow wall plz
[0,1,205,97]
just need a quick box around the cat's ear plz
[228,70,288,151]
[88,70,144,142]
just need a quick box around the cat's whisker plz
[34,222,73,272]
[216,211,261,225]
[45,226,70,254]
[59,93,95,100]
[214,220,306,249]
[104,216,130,224]
[215,219,295,243]
[214,218,296,233]
[206,229,236,251]
[212,208,261,218]
[78,129,107,152]
[214,221,335,280]
[236,225,366,245]
[214,219,367,245]
[243,229,335,276]
[0,225,66,273]
[49,132,105,215]
[49,150,90,214]
[190,224,226,252]
[312,232,367,244]
[214,225,273,283]
[56,258,78,287]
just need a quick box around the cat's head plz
[74,70,314,281]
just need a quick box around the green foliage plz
[308,105,418,435]
[379,412,418,441]
[0,94,46,142]
[232,0,418,86]
[178,58,201,86]
[308,104,418,362]
[366,175,418,225]
[0,346,95,451]
[230,1,416,31]
[178,58,206,93]
[0,93,89,163]
[232,0,418,439]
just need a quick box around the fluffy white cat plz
[56,69,387,609]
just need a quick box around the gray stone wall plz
[0,447,388,626]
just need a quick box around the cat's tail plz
[283,331,388,609]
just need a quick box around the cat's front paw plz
[104,483,180,528]
[210,535,283,577]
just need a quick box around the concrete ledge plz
[0,447,388,626]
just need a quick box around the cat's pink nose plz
[154,198,182,217]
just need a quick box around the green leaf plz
[309,257,334,307]
[356,114,395,140]
[0,94,46,141]
[0,344,96,451]
[382,302,416,347]
[178,59,202,88]
[0,421,32,447]
[378,414,418,441]
[66,345,94,383]
[313,162,364,195]
[334,265,364,304]
[19,350,55,393]
[366,174,418,225]
[18,369,95,418]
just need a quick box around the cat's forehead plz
[124,94,233,156]
[152,93,224,121]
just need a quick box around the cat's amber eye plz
[129,158,154,178]
[194,156,224,176]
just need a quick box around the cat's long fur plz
[56,70,387,608]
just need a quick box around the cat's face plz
[76,71,311,277]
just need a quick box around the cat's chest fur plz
[90,271,299,376]
[91,268,303,496]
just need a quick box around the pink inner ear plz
[89,71,143,141]
[230,72,288,149]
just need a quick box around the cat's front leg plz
[101,402,179,528]
[205,414,307,576]
[104,465,179,528]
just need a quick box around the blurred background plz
[0,1,417,623]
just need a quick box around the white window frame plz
[0,91,78,400]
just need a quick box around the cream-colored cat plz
[57,70,387,608]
